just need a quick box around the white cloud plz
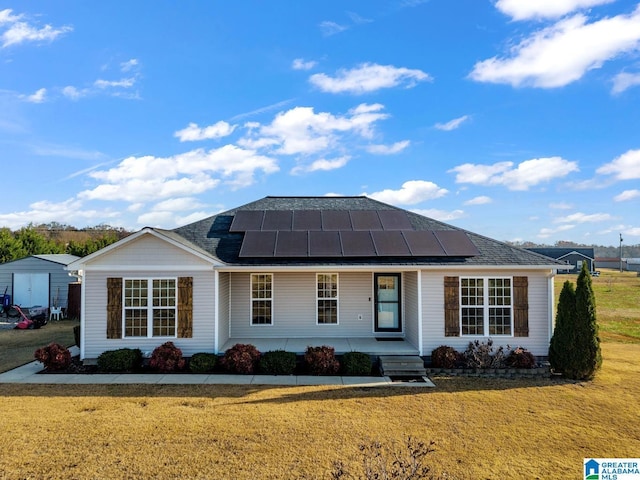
[241,103,389,156]
[22,87,46,103]
[174,121,236,142]
[554,212,615,224]
[0,9,72,48]
[612,72,640,94]
[229,98,295,121]
[366,140,410,155]
[292,156,350,175]
[152,197,205,212]
[309,63,432,94]
[411,208,465,222]
[449,156,578,190]
[120,58,139,72]
[61,85,85,100]
[319,21,348,36]
[94,77,136,89]
[435,115,470,131]
[292,58,317,71]
[470,7,640,88]
[464,195,492,205]
[537,224,576,238]
[614,189,640,201]
[79,145,279,202]
[597,149,640,179]
[495,0,615,21]
[365,180,448,205]
[549,201,573,209]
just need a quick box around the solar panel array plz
[232,209,479,258]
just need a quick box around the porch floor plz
[220,337,419,356]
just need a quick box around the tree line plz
[0,223,131,264]
[506,240,640,258]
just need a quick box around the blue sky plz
[1,1,639,245]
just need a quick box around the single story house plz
[0,254,80,311]
[68,196,567,361]
[525,247,595,274]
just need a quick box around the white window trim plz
[122,277,178,339]
[459,276,514,337]
[250,273,274,326]
[316,273,339,325]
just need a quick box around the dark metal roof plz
[171,196,565,267]
[525,247,595,261]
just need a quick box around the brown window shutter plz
[106,278,122,339]
[513,276,529,337]
[444,276,460,337]
[177,276,193,338]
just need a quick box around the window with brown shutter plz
[444,276,460,337]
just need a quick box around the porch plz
[220,337,419,356]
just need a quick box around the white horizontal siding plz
[421,269,552,357]
[87,234,210,268]
[403,271,419,348]
[82,269,216,359]
[230,272,375,338]
[217,272,230,353]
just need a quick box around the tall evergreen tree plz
[549,280,576,374]
[567,263,602,380]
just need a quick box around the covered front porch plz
[220,337,420,356]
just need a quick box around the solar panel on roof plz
[340,231,377,256]
[378,210,414,230]
[238,231,277,257]
[229,210,264,232]
[402,231,447,256]
[309,231,343,256]
[371,231,412,256]
[262,210,292,231]
[275,231,309,257]
[434,230,479,256]
[322,210,352,230]
[292,210,322,231]
[350,210,383,230]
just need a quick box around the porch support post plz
[417,270,423,356]
[214,269,219,354]
[548,270,555,341]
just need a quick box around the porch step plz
[379,355,426,377]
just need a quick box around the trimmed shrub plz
[430,345,460,369]
[73,325,81,348]
[97,348,143,372]
[259,350,297,375]
[341,351,372,376]
[505,347,537,369]
[222,343,261,374]
[304,345,340,375]
[463,339,506,369]
[189,353,218,373]
[149,342,186,373]
[34,343,72,371]
[570,264,602,380]
[549,280,576,374]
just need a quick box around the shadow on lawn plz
[0,375,579,402]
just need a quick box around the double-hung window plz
[460,277,512,336]
[251,274,273,325]
[124,278,177,337]
[317,273,338,324]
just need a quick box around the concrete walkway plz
[0,347,435,387]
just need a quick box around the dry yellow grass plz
[1,342,638,479]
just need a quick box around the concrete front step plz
[379,355,426,376]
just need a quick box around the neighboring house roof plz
[2,254,80,267]
[169,196,564,268]
[525,247,594,262]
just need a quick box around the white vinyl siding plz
[421,270,553,357]
[403,271,420,348]
[80,236,216,359]
[217,272,230,352]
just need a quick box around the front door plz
[374,273,402,333]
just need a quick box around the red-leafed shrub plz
[34,343,72,371]
[149,342,186,373]
[505,347,537,369]
[304,345,340,375]
[430,345,461,369]
[221,343,261,374]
